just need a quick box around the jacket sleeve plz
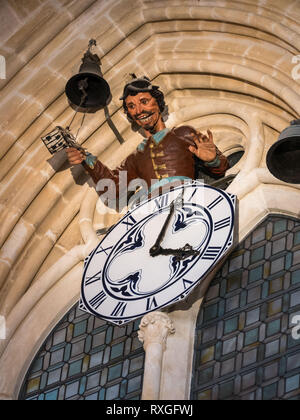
[203,147,230,177]
[173,125,229,178]
[82,152,140,197]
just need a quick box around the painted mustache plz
[134,111,154,121]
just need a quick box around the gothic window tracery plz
[19,306,145,400]
[192,216,300,400]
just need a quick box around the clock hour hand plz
[153,244,200,261]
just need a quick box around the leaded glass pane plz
[191,216,300,400]
[19,306,144,400]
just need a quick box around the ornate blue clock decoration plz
[80,181,236,325]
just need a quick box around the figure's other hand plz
[66,147,86,165]
[188,129,217,163]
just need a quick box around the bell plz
[266,119,300,184]
[65,40,111,113]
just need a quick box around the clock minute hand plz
[149,199,176,257]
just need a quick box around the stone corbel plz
[138,311,175,400]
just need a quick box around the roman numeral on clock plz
[214,216,231,231]
[154,195,169,210]
[111,301,127,317]
[182,278,193,290]
[207,196,224,210]
[202,246,222,260]
[85,269,102,286]
[121,215,137,230]
[146,296,158,311]
[96,245,113,255]
[89,291,107,309]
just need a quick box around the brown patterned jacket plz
[82,126,229,194]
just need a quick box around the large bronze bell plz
[65,40,111,113]
[266,119,300,184]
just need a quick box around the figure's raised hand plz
[188,129,217,163]
[66,147,86,165]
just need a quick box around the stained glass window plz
[19,306,145,400]
[191,216,300,400]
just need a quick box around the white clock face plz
[80,181,236,325]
